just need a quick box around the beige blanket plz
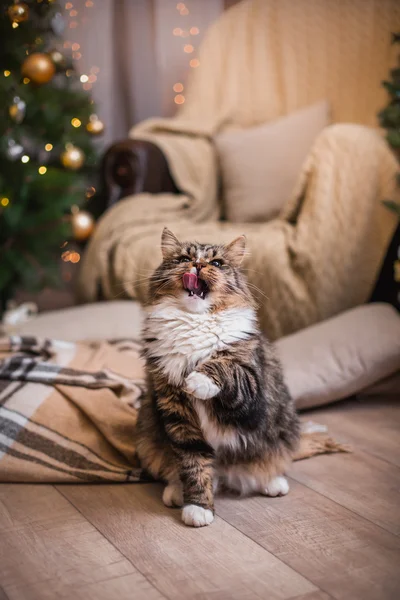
[0,336,348,483]
[78,0,400,340]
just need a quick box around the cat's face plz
[148,228,254,314]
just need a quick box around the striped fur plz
[136,229,300,527]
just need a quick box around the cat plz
[136,227,300,527]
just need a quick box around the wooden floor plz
[0,396,399,600]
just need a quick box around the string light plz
[71,117,82,127]
[173,3,201,105]
[80,74,88,83]
[12,22,18,29]
[1,197,10,207]
[71,43,80,51]
[23,77,30,84]
[38,166,47,175]
[70,10,78,17]
[85,0,94,6]
[21,155,30,163]
[4,70,11,77]
[62,249,81,263]
[69,252,80,263]
[45,143,53,151]
[65,2,73,9]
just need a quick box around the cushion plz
[12,301,144,341]
[215,100,330,222]
[276,303,400,410]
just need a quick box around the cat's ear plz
[161,227,181,259]
[225,235,246,267]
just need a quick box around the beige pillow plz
[276,303,400,410]
[216,101,330,222]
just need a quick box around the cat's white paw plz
[182,504,214,527]
[262,476,289,497]
[185,372,220,400]
[162,482,183,508]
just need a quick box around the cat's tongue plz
[182,272,198,291]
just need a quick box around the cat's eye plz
[178,256,191,263]
[210,259,223,268]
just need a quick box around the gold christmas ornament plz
[8,2,29,23]
[21,53,55,85]
[49,49,65,68]
[61,144,85,170]
[86,114,105,135]
[71,210,94,241]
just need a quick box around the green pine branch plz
[0,0,101,310]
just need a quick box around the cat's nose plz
[196,263,204,273]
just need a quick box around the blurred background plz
[62,0,237,146]
[1,0,399,327]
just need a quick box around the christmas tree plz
[0,0,103,313]
[379,32,400,219]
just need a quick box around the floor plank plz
[217,478,400,600]
[60,483,318,600]
[302,397,400,467]
[290,448,400,535]
[0,485,164,600]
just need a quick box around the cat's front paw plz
[262,476,289,497]
[182,504,214,527]
[185,371,220,400]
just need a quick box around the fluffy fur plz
[136,228,300,527]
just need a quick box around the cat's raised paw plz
[185,372,220,400]
[163,482,183,508]
[182,504,214,527]
[262,476,289,497]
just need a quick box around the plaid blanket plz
[0,336,348,483]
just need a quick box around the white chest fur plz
[144,300,257,385]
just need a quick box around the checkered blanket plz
[0,336,348,482]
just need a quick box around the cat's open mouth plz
[182,273,209,299]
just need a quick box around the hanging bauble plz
[6,139,24,160]
[9,96,26,124]
[21,53,55,85]
[61,144,85,170]
[51,12,65,36]
[71,210,95,241]
[49,49,66,69]
[86,114,105,135]
[8,2,29,24]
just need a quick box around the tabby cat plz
[136,228,300,527]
